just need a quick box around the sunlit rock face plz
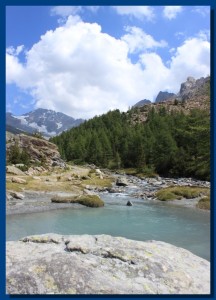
[6,234,210,295]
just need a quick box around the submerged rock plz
[126,200,133,206]
[6,234,210,295]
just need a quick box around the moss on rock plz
[196,196,210,210]
[51,194,104,208]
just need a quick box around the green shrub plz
[8,143,30,166]
[18,165,29,172]
[136,165,157,178]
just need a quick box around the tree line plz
[50,107,210,181]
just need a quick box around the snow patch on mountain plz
[6,108,84,137]
[56,122,63,129]
[14,115,28,125]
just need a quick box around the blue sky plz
[6,6,210,119]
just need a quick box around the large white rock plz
[6,234,210,295]
[6,166,26,176]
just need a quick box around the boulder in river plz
[6,234,210,294]
[126,200,133,206]
[116,177,129,186]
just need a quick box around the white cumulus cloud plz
[6,16,210,119]
[168,37,210,88]
[163,6,183,20]
[122,26,167,53]
[113,6,154,21]
[6,49,24,84]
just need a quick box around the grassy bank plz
[156,186,210,202]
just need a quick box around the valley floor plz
[6,164,210,215]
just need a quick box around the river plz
[6,188,210,261]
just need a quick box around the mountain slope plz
[130,76,210,124]
[6,108,84,137]
[51,76,210,180]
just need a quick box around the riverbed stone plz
[116,177,129,186]
[10,192,25,200]
[126,200,133,206]
[6,234,210,295]
[11,177,27,184]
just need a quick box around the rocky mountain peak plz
[179,76,210,100]
[133,99,151,108]
[6,108,85,137]
[155,91,176,103]
[129,76,210,125]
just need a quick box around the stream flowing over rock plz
[6,234,210,295]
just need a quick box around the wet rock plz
[6,234,210,294]
[126,201,133,206]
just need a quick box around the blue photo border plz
[1,0,215,299]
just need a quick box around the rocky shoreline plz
[6,191,88,215]
[6,171,210,215]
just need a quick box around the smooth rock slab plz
[6,234,210,295]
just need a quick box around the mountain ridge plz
[6,108,84,137]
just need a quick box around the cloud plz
[168,37,210,88]
[6,45,24,56]
[112,6,154,21]
[197,30,210,41]
[50,6,82,17]
[51,6,99,18]
[6,16,210,118]
[163,6,183,20]
[192,6,210,17]
[6,49,24,84]
[121,26,167,53]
